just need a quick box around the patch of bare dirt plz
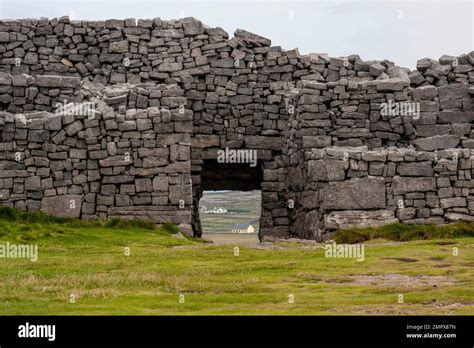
[202,233,261,247]
[431,264,451,268]
[434,241,457,245]
[327,274,456,287]
[201,233,324,250]
[383,257,419,263]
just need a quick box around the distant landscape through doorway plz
[199,190,261,246]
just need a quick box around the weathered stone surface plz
[109,40,129,53]
[152,176,168,191]
[158,62,183,72]
[437,111,474,124]
[44,114,62,130]
[41,195,82,218]
[321,177,386,210]
[392,177,436,194]
[409,71,424,85]
[440,197,466,208]
[445,212,474,222]
[308,159,346,181]
[229,95,252,105]
[396,162,434,177]
[234,29,271,46]
[369,63,385,77]
[409,85,437,100]
[0,72,12,85]
[210,58,235,68]
[416,58,434,70]
[325,210,398,230]
[99,156,132,167]
[191,135,220,148]
[0,189,9,200]
[153,29,184,39]
[415,125,451,137]
[0,32,9,43]
[102,175,134,184]
[182,17,203,36]
[25,176,41,191]
[244,136,284,150]
[376,78,409,91]
[65,121,83,136]
[108,206,191,224]
[36,75,80,88]
[412,135,460,151]
[302,136,331,148]
[397,207,416,221]
[438,84,469,100]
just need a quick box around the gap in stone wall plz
[194,160,263,237]
[199,190,261,237]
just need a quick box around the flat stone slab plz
[392,176,436,194]
[108,206,191,224]
[325,209,398,230]
[36,75,80,88]
[412,135,460,151]
[444,212,474,222]
[321,177,386,210]
[244,136,284,150]
[308,159,347,181]
[41,195,83,218]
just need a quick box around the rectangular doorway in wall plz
[199,190,261,247]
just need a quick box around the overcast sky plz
[1,0,472,69]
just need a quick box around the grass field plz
[0,206,474,315]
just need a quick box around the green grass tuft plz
[160,222,180,234]
[334,221,474,244]
[0,206,170,242]
[0,206,18,221]
[0,206,69,224]
[105,217,157,230]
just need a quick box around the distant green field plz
[1,206,474,315]
[199,190,260,234]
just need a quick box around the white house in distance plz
[204,207,228,214]
[231,223,255,234]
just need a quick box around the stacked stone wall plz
[0,78,193,231]
[286,81,474,240]
[0,16,473,240]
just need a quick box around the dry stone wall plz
[0,16,473,240]
[286,80,474,240]
[287,145,474,241]
[0,77,194,232]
